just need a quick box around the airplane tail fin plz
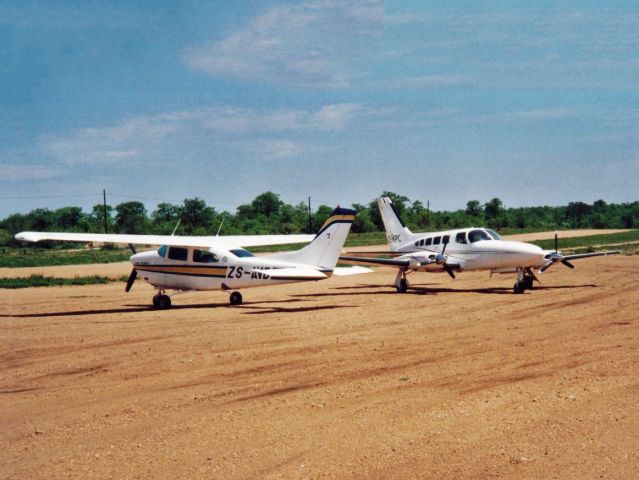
[377,197,415,252]
[268,207,355,270]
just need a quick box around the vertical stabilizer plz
[268,207,355,270]
[377,197,415,251]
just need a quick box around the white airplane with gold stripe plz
[341,197,620,294]
[16,207,368,308]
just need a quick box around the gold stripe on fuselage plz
[135,265,227,276]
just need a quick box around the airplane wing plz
[15,231,315,249]
[562,250,621,261]
[339,255,410,267]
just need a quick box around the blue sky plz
[1,0,638,217]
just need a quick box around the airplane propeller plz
[435,240,456,279]
[540,232,575,273]
[125,268,137,292]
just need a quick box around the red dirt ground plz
[1,255,637,479]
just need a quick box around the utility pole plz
[103,189,108,233]
[308,196,312,233]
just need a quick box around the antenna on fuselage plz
[171,219,181,236]
[216,217,225,237]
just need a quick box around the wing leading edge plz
[15,231,315,249]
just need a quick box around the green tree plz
[115,202,148,234]
[251,191,283,218]
[181,198,216,235]
[465,200,482,217]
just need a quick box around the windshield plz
[157,245,167,257]
[229,249,254,258]
[485,229,502,240]
[468,229,491,243]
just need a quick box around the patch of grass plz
[0,247,131,268]
[0,274,124,289]
[530,230,639,251]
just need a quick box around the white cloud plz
[183,0,382,89]
[40,103,370,165]
[0,163,63,182]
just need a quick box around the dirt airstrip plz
[1,256,637,479]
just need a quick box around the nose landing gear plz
[152,290,172,309]
[514,268,536,294]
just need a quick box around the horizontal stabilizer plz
[268,267,327,281]
[332,266,373,276]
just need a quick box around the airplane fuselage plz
[131,245,330,292]
[389,227,547,273]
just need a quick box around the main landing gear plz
[395,269,408,293]
[513,268,535,294]
[229,291,243,306]
[152,290,171,309]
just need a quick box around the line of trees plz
[1,191,638,246]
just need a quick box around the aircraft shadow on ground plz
[237,304,358,315]
[0,298,310,318]
[296,283,599,298]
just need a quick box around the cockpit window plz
[485,229,502,240]
[229,249,254,258]
[193,249,219,263]
[168,246,188,261]
[158,245,167,257]
[455,232,467,244]
[468,229,491,243]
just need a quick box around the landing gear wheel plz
[396,278,408,293]
[230,291,243,306]
[513,282,525,294]
[523,276,534,290]
[154,294,171,309]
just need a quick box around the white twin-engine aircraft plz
[16,207,368,308]
[341,197,620,294]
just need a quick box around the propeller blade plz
[561,259,575,269]
[441,239,448,256]
[539,260,555,273]
[128,243,137,254]
[443,263,456,279]
[554,232,558,253]
[125,268,137,292]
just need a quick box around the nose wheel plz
[152,291,172,309]
[513,268,535,294]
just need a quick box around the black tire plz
[152,294,159,308]
[513,282,525,294]
[396,278,408,293]
[523,276,534,290]
[230,291,243,306]
[156,294,171,309]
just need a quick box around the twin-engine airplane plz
[341,197,620,294]
[16,207,367,308]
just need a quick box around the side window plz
[168,246,188,261]
[193,249,218,263]
[443,235,450,244]
[419,239,425,246]
[455,232,467,244]
[414,241,419,247]
[157,245,167,257]
[425,237,432,246]
[433,236,441,245]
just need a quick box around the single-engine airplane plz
[340,197,620,294]
[16,207,368,308]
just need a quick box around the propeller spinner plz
[540,232,575,273]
